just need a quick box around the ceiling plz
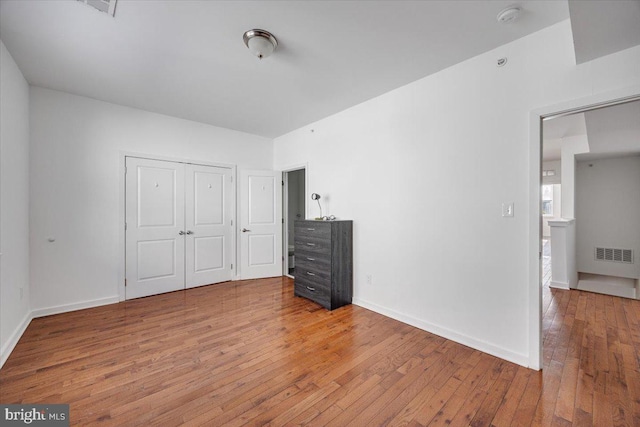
[543,100,640,162]
[0,0,571,138]
[578,100,640,160]
[569,0,640,64]
[542,113,586,161]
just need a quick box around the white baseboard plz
[352,298,530,368]
[1,296,119,369]
[31,296,120,319]
[0,311,33,369]
[550,280,570,290]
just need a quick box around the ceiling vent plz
[77,0,117,17]
[595,247,633,264]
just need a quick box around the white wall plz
[29,88,273,313]
[560,135,590,218]
[0,40,31,365]
[273,20,640,366]
[576,156,640,279]
[542,160,561,185]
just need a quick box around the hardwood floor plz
[1,271,639,426]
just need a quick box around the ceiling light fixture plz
[243,29,278,59]
[496,6,521,24]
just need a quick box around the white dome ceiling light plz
[243,29,278,60]
[496,6,522,24]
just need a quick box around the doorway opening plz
[532,91,640,369]
[283,168,306,278]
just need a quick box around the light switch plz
[502,202,514,217]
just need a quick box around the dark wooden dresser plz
[293,220,353,310]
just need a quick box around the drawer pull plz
[306,272,316,276]
[306,257,315,261]
[307,228,315,231]
[306,286,316,292]
[306,243,316,246]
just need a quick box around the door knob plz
[179,231,185,235]
[186,230,194,235]
[242,228,251,233]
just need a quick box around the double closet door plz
[125,157,233,299]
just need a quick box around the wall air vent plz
[595,247,633,264]
[77,0,117,17]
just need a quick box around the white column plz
[560,135,589,219]
[548,218,577,290]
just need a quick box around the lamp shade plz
[248,36,274,59]
[243,29,278,59]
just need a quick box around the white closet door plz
[126,157,185,299]
[185,164,233,288]
[240,169,283,279]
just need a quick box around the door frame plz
[528,85,640,370]
[118,151,237,301]
[282,164,309,278]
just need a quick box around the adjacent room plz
[1,1,640,425]
[543,100,640,299]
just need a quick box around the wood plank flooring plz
[1,267,639,425]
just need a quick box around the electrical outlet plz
[366,275,372,285]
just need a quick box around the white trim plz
[31,296,120,319]
[118,151,238,298]
[528,85,640,371]
[122,151,236,170]
[550,281,570,290]
[280,162,310,218]
[548,218,575,227]
[0,311,32,369]
[281,164,308,276]
[353,298,529,368]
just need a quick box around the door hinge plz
[282,180,284,186]
[231,264,233,270]
[282,218,284,224]
[125,279,127,287]
[231,219,233,226]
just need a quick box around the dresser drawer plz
[294,235,331,255]
[295,253,331,273]
[295,248,330,264]
[295,222,331,241]
[294,266,331,289]
[295,271,329,291]
[294,282,330,309]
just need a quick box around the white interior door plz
[126,157,185,299]
[240,169,283,279]
[185,164,233,288]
